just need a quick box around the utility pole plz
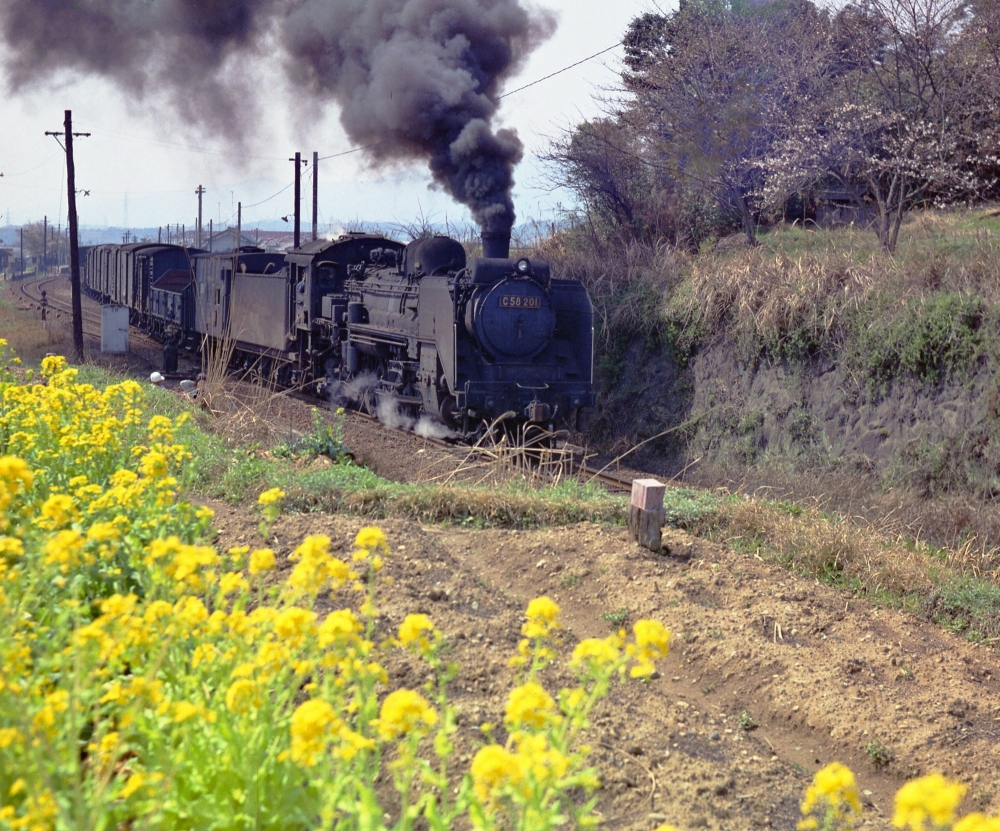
[19,227,23,279]
[195,185,205,249]
[46,110,89,361]
[290,152,303,249]
[312,151,318,242]
[43,216,47,272]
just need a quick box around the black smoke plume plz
[0,0,555,233]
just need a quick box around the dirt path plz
[205,503,1000,830]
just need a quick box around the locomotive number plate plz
[500,295,541,309]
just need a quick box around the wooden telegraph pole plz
[195,185,205,249]
[290,152,302,249]
[312,151,318,242]
[46,110,89,361]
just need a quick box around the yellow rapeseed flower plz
[800,762,862,830]
[398,613,437,654]
[893,773,968,831]
[334,726,375,761]
[288,698,339,767]
[470,745,525,802]
[119,772,146,800]
[173,596,209,629]
[0,456,33,490]
[317,609,362,648]
[627,619,671,679]
[218,571,249,596]
[505,682,557,731]
[138,450,169,478]
[257,487,285,507]
[288,535,350,593]
[225,679,261,714]
[273,607,317,647]
[377,689,438,741]
[43,529,86,571]
[0,728,23,749]
[954,814,1000,831]
[38,493,77,528]
[172,702,200,723]
[354,526,388,552]
[514,733,570,788]
[248,548,276,575]
[0,536,25,558]
[570,635,621,673]
[522,596,561,640]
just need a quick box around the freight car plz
[84,242,202,329]
[83,230,595,438]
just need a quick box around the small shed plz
[815,186,871,227]
[101,305,130,354]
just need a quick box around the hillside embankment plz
[549,209,1000,546]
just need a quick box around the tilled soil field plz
[206,503,1000,831]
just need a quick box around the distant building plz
[204,228,262,253]
[814,186,872,227]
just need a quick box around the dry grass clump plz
[678,248,878,356]
[702,495,936,600]
[198,377,303,449]
[291,481,623,529]
[195,331,306,449]
[668,208,1000,362]
[682,458,1000,563]
[535,233,690,342]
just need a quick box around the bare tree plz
[764,0,996,252]
[620,0,836,245]
[16,221,69,266]
[543,117,673,240]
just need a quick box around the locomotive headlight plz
[516,258,531,276]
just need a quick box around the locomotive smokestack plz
[482,231,511,260]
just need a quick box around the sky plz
[0,0,661,238]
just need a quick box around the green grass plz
[928,576,1000,641]
[662,487,721,529]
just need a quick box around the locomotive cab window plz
[317,265,338,289]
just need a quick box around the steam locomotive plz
[84,231,595,438]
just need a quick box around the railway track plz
[14,276,167,372]
[330,403,632,494]
[17,275,104,331]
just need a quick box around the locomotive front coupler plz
[525,400,551,423]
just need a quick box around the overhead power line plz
[240,180,295,210]
[496,42,623,100]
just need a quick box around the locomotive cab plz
[285,233,406,388]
